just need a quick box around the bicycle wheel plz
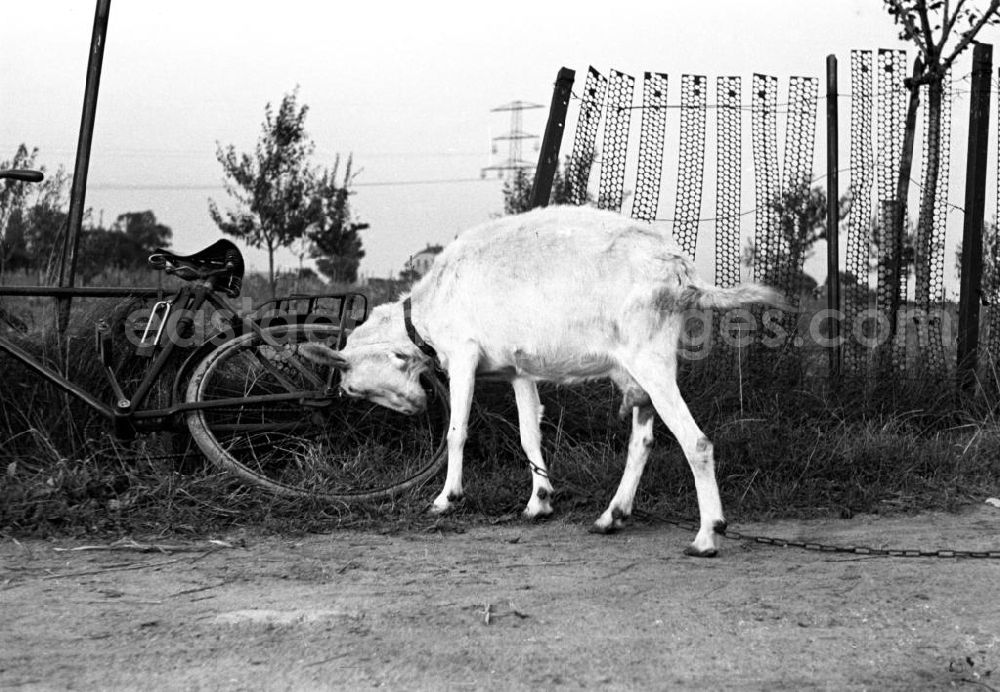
[185,321,449,503]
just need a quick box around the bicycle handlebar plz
[0,169,44,183]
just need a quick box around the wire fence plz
[556,50,1000,382]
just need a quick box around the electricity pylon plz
[481,100,543,178]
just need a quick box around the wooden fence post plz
[825,54,841,376]
[530,67,575,209]
[957,42,994,386]
[57,0,112,332]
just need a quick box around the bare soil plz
[3,505,1000,690]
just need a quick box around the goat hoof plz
[522,494,554,522]
[588,522,618,535]
[683,545,719,558]
[429,491,465,516]
[522,507,554,522]
[428,500,461,516]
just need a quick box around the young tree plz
[500,156,586,214]
[744,185,848,295]
[0,145,72,281]
[209,88,319,298]
[0,145,40,279]
[308,155,369,285]
[113,210,172,252]
[955,221,1000,301]
[75,212,172,282]
[502,167,534,215]
[883,0,1000,300]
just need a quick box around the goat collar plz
[402,296,438,363]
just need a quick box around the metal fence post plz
[530,67,575,209]
[957,43,994,386]
[57,0,112,332]
[825,54,841,376]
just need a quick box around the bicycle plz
[0,169,450,503]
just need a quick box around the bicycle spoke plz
[185,323,448,502]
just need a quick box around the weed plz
[2,272,999,537]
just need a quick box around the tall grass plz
[456,363,1000,523]
[2,269,999,537]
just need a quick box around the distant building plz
[404,244,444,278]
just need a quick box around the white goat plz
[304,205,782,557]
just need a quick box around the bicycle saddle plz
[148,239,244,297]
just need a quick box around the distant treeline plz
[1,144,172,283]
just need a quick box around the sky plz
[2,1,998,285]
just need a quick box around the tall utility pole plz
[481,100,542,178]
[58,0,111,332]
[957,42,993,387]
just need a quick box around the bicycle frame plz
[0,281,367,439]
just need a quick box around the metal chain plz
[530,461,1000,560]
[635,509,1000,559]
[108,428,1000,560]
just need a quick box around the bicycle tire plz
[185,321,449,503]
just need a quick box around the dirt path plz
[3,506,1000,690]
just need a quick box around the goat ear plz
[298,342,349,370]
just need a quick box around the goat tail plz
[684,281,791,311]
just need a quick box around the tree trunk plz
[914,78,942,311]
[293,252,303,294]
[267,239,277,300]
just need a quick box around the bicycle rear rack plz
[255,292,368,349]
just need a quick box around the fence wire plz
[671,75,708,258]
[630,72,669,222]
[777,75,819,302]
[566,66,607,206]
[749,74,781,361]
[713,76,744,357]
[875,49,909,372]
[598,69,635,212]
[561,58,991,380]
[988,71,1000,370]
[914,73,953,376]
[845,50,875,376]
[715,76,743,290]
[751,73,781,288]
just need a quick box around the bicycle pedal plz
[95,320,114,366]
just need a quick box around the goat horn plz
[326,351,350,370]
[297,342,350,370]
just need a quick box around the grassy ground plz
[2,276,999,538]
